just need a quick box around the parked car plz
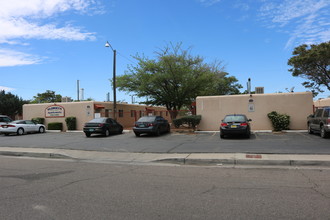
[0,115,12,125]
[307,106,330,138]
[0,120,45,136]
[83,117,123,137]
[220,114,252,138]
[133,116,170,137]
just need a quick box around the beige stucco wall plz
[196,92,314,131]
[314,98,330,107]
[23,101,170,131]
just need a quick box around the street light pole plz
[105,41,117,120]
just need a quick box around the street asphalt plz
[0,130,329,167]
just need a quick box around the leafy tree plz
[215,72,242,95]
[0,90,29,118]
[116,42,242,118]
[31,90,62,103]
[288,41,330,96]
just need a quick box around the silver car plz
[0,120,46,136]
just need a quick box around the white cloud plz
[0,49,41,67]
[259,0,330,48]
[0,86,15,92]
[0,0,98,67]
[198,0,222,7]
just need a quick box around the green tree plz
[116,43,241,118]
[31,90,62,103]
[215,72,242,95]
[0,90,29,118]
[288,41,330,96]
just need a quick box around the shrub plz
[173,115,202,130]
[32,117,45,124]
[267,111,290,131]
[48,122,63,131]
[65,117,77,130]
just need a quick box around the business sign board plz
[45,104,65,118]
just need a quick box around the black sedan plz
[220,114,252,138]
[83,117,123,137]
[133,116,170,137]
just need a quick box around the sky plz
[0,0,330,103]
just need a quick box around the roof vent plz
[255,87,264,94]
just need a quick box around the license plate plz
[89,129,94,131]
[139,124,145,128]
[231,125,237,128]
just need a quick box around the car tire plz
[155,128,161,136]
[85,132,91,137]
[167,125,171,133]
[320,126,329,138]
[308,124,313,134]
[17,128,24,135]
[246,130,251,139]
[104,129,110,137]
[220,133,225,139]
[134,132,140,137]
[39,126,45,133]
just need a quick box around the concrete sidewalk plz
[1,147,330,167]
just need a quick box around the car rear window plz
[89,118,106,123]
[223,115,246,122]
[137,116,156,122]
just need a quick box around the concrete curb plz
[1,148,330,167]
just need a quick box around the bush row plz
[173,115,202,129]
[267,111,290,131]
[31,117,77,131]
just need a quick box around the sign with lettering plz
[45,104,65,118]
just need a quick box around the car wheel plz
[155,128,161,136]
[104,129,110,137]
[308,124,313,134]
[39,126,45,133]
[246,130,251,138]
[85,132,91,137]
[134,132,140,137]
[167,125,171,133]
[320,126,329,138]
[17,128,24,135]
[220,133,225,139]
[118,128,123,134]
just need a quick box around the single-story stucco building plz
[23,101,170,131]
[314,98,330,108]
[196,92,314,131]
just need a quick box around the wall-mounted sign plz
[248,103,255,112]
[45,104,65,118]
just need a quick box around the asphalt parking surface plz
[0,131,329,154]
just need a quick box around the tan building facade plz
[196,92,314,131]
[314,98,330,107]
[23,101,170,131]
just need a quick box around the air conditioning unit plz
[255,87,264,94]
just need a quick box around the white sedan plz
[0,120,46,136]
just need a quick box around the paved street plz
[1,156,330,220]
[0,131,329,154]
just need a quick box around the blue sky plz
[1,0,330,103]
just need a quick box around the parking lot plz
[0,131,329,154]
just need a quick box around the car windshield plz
[88,118,106,123]
[223,115,246,122]
[137,116,156,122]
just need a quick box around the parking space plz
[0,131,329,154]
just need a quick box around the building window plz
[119,110,124,117]
[131,110,136,117]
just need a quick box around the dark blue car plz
[133,116,170,137]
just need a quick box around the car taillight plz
[1,124,15,127]
[240,123,248,126]
[327,119,330,124]
[221,123,228,127]
[148,123,154,127]
[98,123,104,127]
